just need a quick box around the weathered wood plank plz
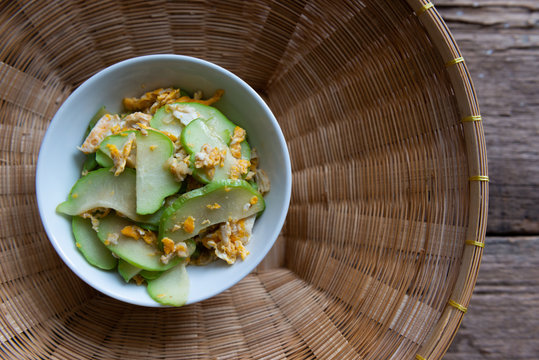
[445,236,539,359]
[434,0,539,234]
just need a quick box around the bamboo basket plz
[0,0,487,359]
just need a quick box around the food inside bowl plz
[56,87,270,306]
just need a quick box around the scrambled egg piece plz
[123,88,178,113]
[80,112,149,155]
[79,114,120,154]
[183,216,195,234]
[120,225,156,245]
[120,112,152,130]
[160,238,189,264]
[106,132,136,176]
[166,103,201,126]
[200,216,255,264]
[229,159,250,180]
[229,126,246,159]
[194,144,225,179]
[104,232,119,246]
[162,237,175,255]
[80,208,110,231]
[149,88,182,114]
[166,149,192,182]
[195,144,225,168]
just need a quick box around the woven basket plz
[0,1,487,359]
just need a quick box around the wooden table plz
[434,1,538,358]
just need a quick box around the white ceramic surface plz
[36,55,291,307]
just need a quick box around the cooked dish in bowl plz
[36,54,292,307]
[56,87,271,306]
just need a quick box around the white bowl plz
[36,55,292,307]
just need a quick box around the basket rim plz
[405,1,488,359]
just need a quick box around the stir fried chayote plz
[57,88,270,306]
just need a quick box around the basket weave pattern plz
[0,1,487,359]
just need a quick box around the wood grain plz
[435,0,539,234]
[445,236,539,359]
